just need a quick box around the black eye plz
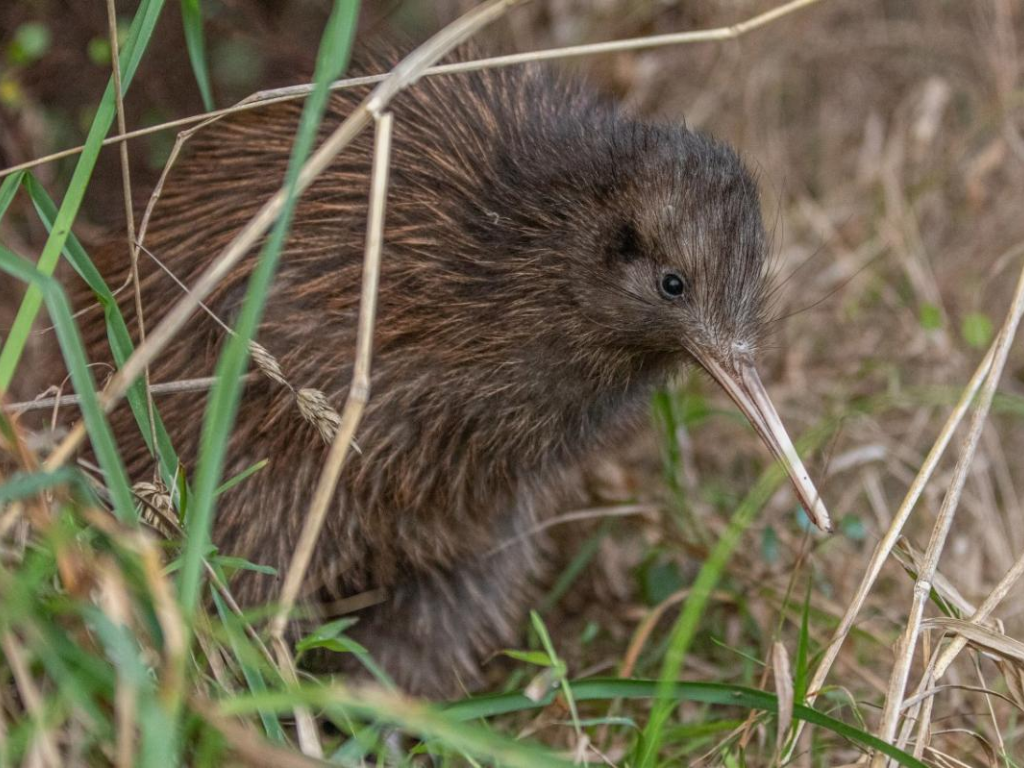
[660,272,686,298]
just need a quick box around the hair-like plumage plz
[72,50,769,696]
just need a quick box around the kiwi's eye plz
[660,272,686,298]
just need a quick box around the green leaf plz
[443,678,929,768]
[918,302,943,330]
[761,524,780,564]
[210,556,277,577]
[177,0,359,618]
[214,458,268,496]
[0,245,136,523]
[0,170,25,221]
[295,617,360,653]
[840,514,867,542]
[635,423,834,768]
[180,0,215,111]
[794,581,812,705]
[0,0,167,392]
[87,37,112,67]
[502,650,556,668]
[22,173,182,486]
[8,22,52,64]
[299,636,370,655]
[639,556,685,605]
[296,615,395,689]
[961,311,994,349]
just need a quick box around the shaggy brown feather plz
[70,53,768,696]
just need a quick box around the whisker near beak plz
[697,352,833,533]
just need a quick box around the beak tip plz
[807,502,834,534]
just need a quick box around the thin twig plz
[267,110,393,706]
[872,256,1024,763]
[933,547,1024,680]
[6,376,234,414]
[896,537,1024,754]
[1,632,61,768]
[104,0,157,456]
[0,0,825,181]
[190,697,330,768]
[783,343,996,758]
[261,0,529,640]
[262,3,533,756]
[485,503,656,556]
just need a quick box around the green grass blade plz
[210,591,287,743]
[443,678,928,768]
[0,467,92,506]
[176,0,360,616]
[636,423,834,768]
[179,0,215,111]
[539,517,612,613]
[21,173,181,483]
[794,579,812,705]
[220,687,573,768]
[0,171,25,222]
[0,245,135,522]
[219,677,927,768]
[0,0,166,392]
[214,458,268,496]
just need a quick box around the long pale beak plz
[698,353,833,533]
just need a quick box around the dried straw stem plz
[38,0,529,475]
[267,106,392,695]
[0,0,825,181]
[7,376,235,414]
[260,0,531,754]
[896,538,1024,756]
[104,0,157,456]
[783,344,996,758]
[871,255,1024,763]
[1,632,60,767]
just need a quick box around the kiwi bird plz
[69,53,831,697]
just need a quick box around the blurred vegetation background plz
[2,0,1024,765]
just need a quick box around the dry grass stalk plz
[96,559,137,768]
[0,0,827,183]
[772,640,794,764]
[256,0,539,636]
[7,376,227,414]
[1,631,60,767]
[486,504,657,556]
[267,111,393,758]
[872,255,1024,764]
[135,240,345,440]
[785,342,997,757]
[260,2,533,754]
[932,550,1024,681]
[896,538,1024,756]
[104,0,157,457]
